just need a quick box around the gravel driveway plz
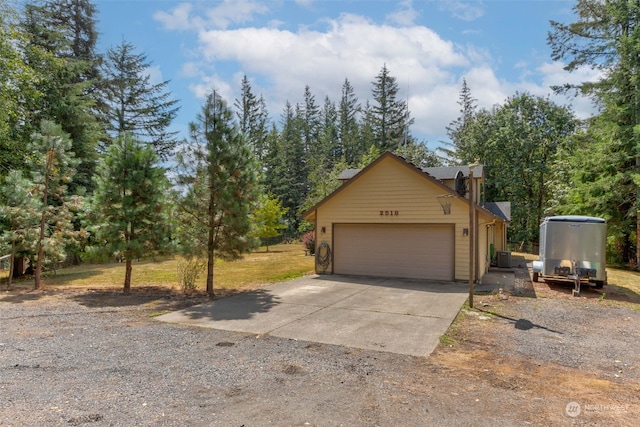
[1,272,639,426]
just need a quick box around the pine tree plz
[90,134,169,293]
[28,121,80,289]
[0,171,42,288]
[99,39,180,160]
[176,90,258,296]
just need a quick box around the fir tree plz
[369,64,413,152]
[99,39,180,160]
[338,78,361,164]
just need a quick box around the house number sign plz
[380,210,399,216]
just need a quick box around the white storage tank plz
[532,216,607,288]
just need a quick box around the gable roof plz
[338,165,484,182]
[302,151,502,222]
[483,202,511,222]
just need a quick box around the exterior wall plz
[314,156,491,281]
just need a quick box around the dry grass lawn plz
[1,244,315,292]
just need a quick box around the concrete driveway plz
[157,275,468,357]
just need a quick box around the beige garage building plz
[302,152,510,283]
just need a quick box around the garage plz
[333,223,455,281]
[302,152,510,282]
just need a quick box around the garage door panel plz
[333,224,454,281]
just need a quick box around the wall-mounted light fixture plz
[321,226,326,233]
[463,228,469,236]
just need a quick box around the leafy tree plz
[369,64,413,151]
[28,121,81,289]
[251,194,288,251]
[90,134,169,293]
[462,93,577,246]
[0,3,41,179]
[548,0,640,265]
[176,90,258,296]
[99,39,180,160]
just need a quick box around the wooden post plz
[468,166,475,309]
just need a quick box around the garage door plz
[333,224,454,281]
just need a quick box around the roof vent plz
[454,170,467,197]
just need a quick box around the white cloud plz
[535,61,602,119]
[153,3,194,31]
[146,65,165,85]
[156,3,600,145]
[438,0,485,21]
[154,0,270,31]
[386,0,419,26]
[192,13,472,135]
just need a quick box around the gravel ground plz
[1,273,639,426]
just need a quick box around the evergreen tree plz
[304,96,340,212]
[440,78,477,164]
[338,78,362,165]
[369,64,413,151]
[264,102,307,234]
[548,0,640,265]
[176,90,258,296]
[0,170,42,288]
[99,39,180,160]
[22,0,102,193]
[301,85,321,155]
[90,134,169,293]
[235,75,270,161]
[28,121,81,289]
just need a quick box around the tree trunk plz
[206,226,215,297]
[34,209,47,290]
[637,209,639,269]
[35,150,53,290]
[206,185,216,297]
[123,259,132,294]
[7,242,15,289]
[12,256,24,279]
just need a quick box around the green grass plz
[2,244,315,292]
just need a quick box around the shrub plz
[301,230,315,255]
[177,258,205,293]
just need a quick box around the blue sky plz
[95,0,599,149]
